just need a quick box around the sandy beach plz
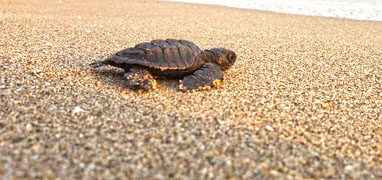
[1,0,382,179]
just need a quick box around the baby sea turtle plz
[90,39,236,91]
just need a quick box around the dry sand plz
[1,0,382,179]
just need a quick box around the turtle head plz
[208,48,236,70]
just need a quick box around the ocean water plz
[165,0,382,21]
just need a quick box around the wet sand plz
[1,0,382,179]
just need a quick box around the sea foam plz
[166,0,382,21]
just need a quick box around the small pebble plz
[73,106,85,113]
[265,125,274,132]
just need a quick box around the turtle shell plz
[113,39,204,71]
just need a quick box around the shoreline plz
[165,0,382,22]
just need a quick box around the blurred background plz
[166,0,382,21]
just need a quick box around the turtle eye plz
[227,53,236,62]
[226,54,231,60]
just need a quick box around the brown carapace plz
[90,39,236,91]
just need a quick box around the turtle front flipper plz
[180,63,223,91]
[124,67,157,90]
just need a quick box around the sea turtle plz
[90,39,236,91]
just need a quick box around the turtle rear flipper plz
[90,56,150,69]
[180,63,223,91]
[90,60,110,68]
[90,56,119,68]
[125,67,157,90]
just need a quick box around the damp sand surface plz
[1,0,382,179]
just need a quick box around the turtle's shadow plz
[90,67,179,90]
